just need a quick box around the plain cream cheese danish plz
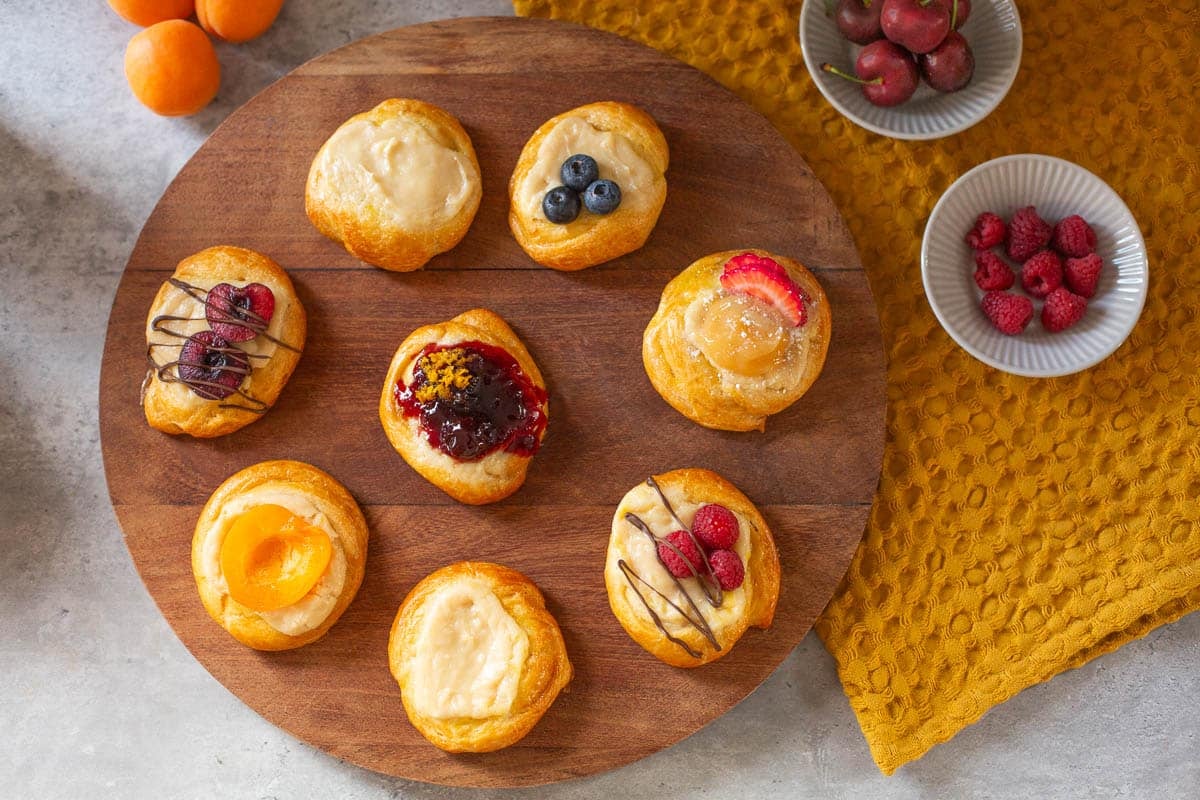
[388,562,572,752]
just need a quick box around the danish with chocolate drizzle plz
[142,246,306,438]
[379,308,548,505]
[604,468,780,667]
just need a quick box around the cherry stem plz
[821,63,882,86]
[919,0,935,7]
[951,0,959,28]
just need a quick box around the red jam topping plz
[395,341,548,461]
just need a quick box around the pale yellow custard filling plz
[406,577,529,720]
[515,115,656,221]
[310,116,476,231]
[198,483,347,636]
[606,481,751,640]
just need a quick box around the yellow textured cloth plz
[516,0,1200,774]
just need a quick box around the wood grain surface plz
[98,17,886,788]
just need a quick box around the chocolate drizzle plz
[145,278,297,411]
[617,476,728,658]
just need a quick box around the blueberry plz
[542,186,581,224]
[560,154,599,192]
[582,179,621,215]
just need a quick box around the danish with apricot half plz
[378,309,548,505]
[388,562,572,753]
[143,245,306,438]
[604,468,780,667]
[509,101,668,270]
[306,98,482,271]
[192,460,369,651]
[643,250,831,431]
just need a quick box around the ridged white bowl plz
[800,0,1022,140]
[922,155,1149,378]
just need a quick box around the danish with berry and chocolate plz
[378,309,549,505]
[191,460,368,651]
[643,249,831,432]
[508,101,668,270]
[388,561,572,752]
[142,245,306,438]
[604,468,780,667]
[306,98,482,272]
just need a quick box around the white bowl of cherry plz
[799,0,1022,140]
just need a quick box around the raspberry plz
[692,504,739,550]
[965,211,1006,250]
[1006,206,1053,262]
[1052,215,1097,258]
[657,530,704,578]
[708,550,745,591]
[1064,253,1103,298]
[1042,287,1088,333]
[1020,250,1063,299]
[981,291,1033,335]
[973,251,1014,291]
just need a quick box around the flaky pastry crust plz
[604,468,780,668]
[142,245,307,439]
[305,98,482,272]
[508,101,668,270]
[191,459,369,651]
[388,561,572,752]
[378,308,547,505]
[642,249,831,432]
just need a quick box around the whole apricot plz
[196,0,285,43]
[107,0,195,27]
[124,20,220,116]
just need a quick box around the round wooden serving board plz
[99,17,885,788]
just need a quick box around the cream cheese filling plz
[515,115,656,221]
[682,288,819,398]
[406,577,529,720]
[606,481,751,640]
[145,277,292,410]
[310,116,475,231]
[198,483,347,636]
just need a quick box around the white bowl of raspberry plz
[922,154,1149,378]
[800,0,1022,140]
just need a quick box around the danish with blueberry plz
[388,561,572,752]
[143,245,306,438]
[604,468,780,668]
[643,249,831,432]
[191,460,369,651]
[508,101,668,270]
[305,98,482,271]
[378,309,549,505]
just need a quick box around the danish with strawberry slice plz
[605,468,780,667]
[192,460,368,651]
[142,245,306,437]
[642,249,831,431]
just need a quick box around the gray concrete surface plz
[1,1,1197,797]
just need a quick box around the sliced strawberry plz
[719,253,807,327]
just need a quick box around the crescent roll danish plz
[604,468,780,668]
[378,308,549,505]
[305,98,482,271]
[191,460,369,651]
[388,561,572,753]
[143,245,306,438]
[643,249,831,432]
[508,101,668,270]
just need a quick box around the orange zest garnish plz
[220,504,332,611]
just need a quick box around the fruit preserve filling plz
[395,342,547,461]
